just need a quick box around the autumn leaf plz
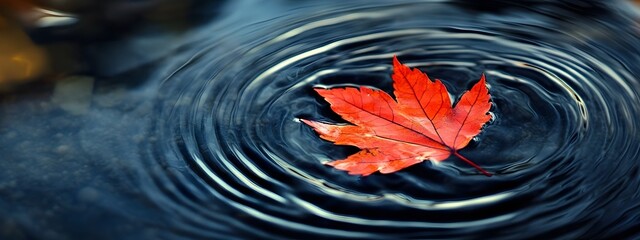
[302,56,492,177]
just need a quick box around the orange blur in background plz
[0,0,48,89]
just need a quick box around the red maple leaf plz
[301,56,493,176]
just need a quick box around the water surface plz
[2,0,640,239]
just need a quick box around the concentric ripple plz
[143,1,640,238]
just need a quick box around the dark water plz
[3,0,640,239]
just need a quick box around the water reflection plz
[1,0,640,239]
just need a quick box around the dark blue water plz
[2,0,640,239]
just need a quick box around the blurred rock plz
[1,0,225,42]
[50,76,94,115]
[0,0,226,80]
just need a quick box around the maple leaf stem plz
[453,151,492,177]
